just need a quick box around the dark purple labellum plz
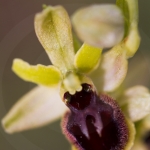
[62,83,129,150]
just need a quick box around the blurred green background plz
[0,0,150,149]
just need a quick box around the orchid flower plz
[2,0,150,150]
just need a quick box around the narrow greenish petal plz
[117,0,140,58]
[74,43,102,74]
[72,4,124,48]
[2,86,68,134]
[12,59,62,86]
[121,86,150,122]
[90,44,127,92]
[35,6,75,73]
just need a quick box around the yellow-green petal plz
[117,0,140,58]
[35,6,75,73]
[72,4,124,48]
[12,59,62,86]
[74,43,102,74]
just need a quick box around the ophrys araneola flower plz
[2,0,150,150]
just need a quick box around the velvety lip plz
[62,83,129,150]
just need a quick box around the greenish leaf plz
[117,0,140,58]
[2,86,68,133]
[74,43,102,74]
[72,4,124,48]
[12,59,62,86]
[35,6,75,73]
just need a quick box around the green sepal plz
[34,6,75,73]
[74,43,102,74]
[12,59,62,86]
[72,4,124,48]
